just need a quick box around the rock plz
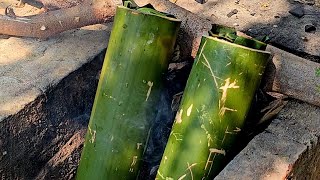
[38,0,84,10]
[215,100,320,180]
[294,0,315,5]
[301,36,308,41]
[0,24,111,121]
[264,45,320,107]
[305,24,316,33]
[195,0,206,4]
[227,9,238,17]
[289,6,305,18]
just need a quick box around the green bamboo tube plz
[76,5,180,180]
[157,35,270,179]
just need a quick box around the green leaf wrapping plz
[76,6,180,180]
[157,36,270,179]
[209,24,268,50]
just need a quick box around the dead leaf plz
[266,91,288,99]
[171,92,183,111]
[258,98,288,124]
[168,61,189,71]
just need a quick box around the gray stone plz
[289,6,305,18]
[195,0,207,4]
[216,100,320,179]
[227,9,238,17]
[264,45,320,107]
[216,131,307,180]
[292,0,315,5]
[0,23,112,122]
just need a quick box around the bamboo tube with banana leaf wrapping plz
[157,25,270,180]
[76,2,180,179]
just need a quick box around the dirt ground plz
[171,0,320,61]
